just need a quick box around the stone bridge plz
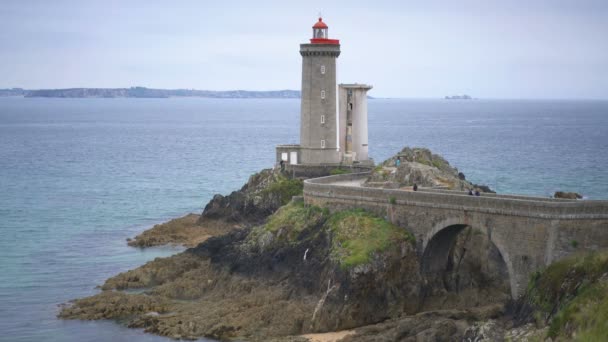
[303,172,608,298]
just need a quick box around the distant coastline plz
[0,87,301,99]
[445,94,473,100]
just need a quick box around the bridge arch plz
[421,218,516,298]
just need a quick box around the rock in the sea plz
[554,191,582,199]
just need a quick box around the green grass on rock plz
[263,201,327,242]
[254,200,415,269]
[330,168,351,175]
[326,209,414,269]
[526,251,608,341]
[262,176,303,206]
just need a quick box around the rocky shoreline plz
[126,214,241,248]
[59,147,607,341]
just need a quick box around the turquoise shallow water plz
[0,97,607,341]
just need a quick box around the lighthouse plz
[299,17,341,164]
[276,17,372,170]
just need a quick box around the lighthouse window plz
[321,65,325,74]
[320,115,325,124]
[321,90,326,99]
[321,140,326,148]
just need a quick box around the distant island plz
[445,94,473,100]
[0,87,300,99]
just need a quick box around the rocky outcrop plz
[200,169,303,224]
[365,147,494,193]
[510,251,608,341]
[58,292,171,320]
[127,169,302,248]
[60,202,422,341]
[127,214,240,248]
[554,191,582,199]
[341,305,504,342]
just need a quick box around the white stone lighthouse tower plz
[276,17,372,168]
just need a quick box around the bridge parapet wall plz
[421,188,578,203]
[304,173,608,220]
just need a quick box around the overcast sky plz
[1,0,607,99]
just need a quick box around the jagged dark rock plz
[473,183,496,194]
[554,191,582,199]
[200,169,303,224]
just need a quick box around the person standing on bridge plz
[413,183,418,191]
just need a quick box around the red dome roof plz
[313,17,328,29]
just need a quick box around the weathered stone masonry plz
[304,173,608,298]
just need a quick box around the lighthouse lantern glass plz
[314,28,328,39]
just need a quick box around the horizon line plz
[1,86,607,101]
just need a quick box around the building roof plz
[340,83,373,90]
[312,17,328,29]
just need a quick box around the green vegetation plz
[388,196,396,205]
[330,168,351,175]
[416,157,446,170]
[326,209,414,269]
[419,159,432,167]
[549,281,608,340]
[571,240,579,248]
[255,201,414,269]
[371,165,391,180]
[263,201,327,242]
[431,159,448,170]
[262,176,303,205]
[526,251,608,340]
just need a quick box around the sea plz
[1,97,607,341]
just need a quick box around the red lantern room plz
[310,17,340,45]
